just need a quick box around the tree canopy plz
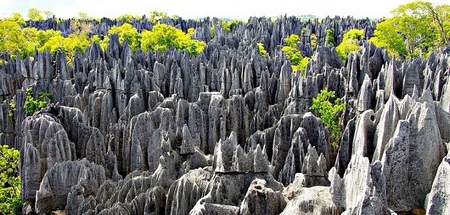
[370,1,450,58]
[141,24,206,56]
[336,29,364,61]
[281,34,310,75]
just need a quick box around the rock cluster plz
[0,16,448,214]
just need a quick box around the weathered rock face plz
[239,178,286,215]
[166,167,213,215]
[426,155,450,215]
[329,156,389,215]
[281,186,343,215]
[380,99,446,211]
[35,159,106,214]
[1,15,449,214]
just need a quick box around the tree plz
[0,20,28,58]
[370,1,450,58]
[281,34,310,75]
[117,14,134,23]
[222,20,238,32]
[27,8,43,21]
[326,29,336,46]
[108,23,141,51]
[7,13,26,25]
[77,12,90,20]
[141,24,206,56]
[310,88,346,149]
[257,42,267,55]
[24,87,51,116]
[149,11,168,24]
[0,145,22,214]
[370,19,407,58]
[44,11,54,19]
[336,29,364,61]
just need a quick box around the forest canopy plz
[370,0,450,58]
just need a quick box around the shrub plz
[336,29,364,61]
[310,88,346,149]
[108,23,141,51]
[141,24,206,56]
[0,145,22,214]
[326,29,336,46]
[281,34,310,75]
[257,42,267,55]
[24,87,51,116]
[222,20,238,32]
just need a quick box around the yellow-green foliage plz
[141,24,206,56]
[0,20,30,58]
[370,1,449,58]
[257,42,267,55]
[0,15,93,60]
[222,20,238,32]
[92,35,110,51]
[326,29,336,46]
[311,88,345,149]
[108,23,141,51]
[6,13,25,25]
[310,33,317,50]
[24,87,51,116]
[149,11,168,24]
[336,29,364,61]
[281,34,310,75]
[0,145,22,214]
[370,19,408,58]
[27,8,43,21]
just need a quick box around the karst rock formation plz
[1,15,449,215]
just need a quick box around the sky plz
[0,0,447,20]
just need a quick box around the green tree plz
[92,35,109,51]
[108,23,141,51]
[326,29,336,46]
[336,29,364,61]
[116,14,135,23]
[370,1,450,58]
[44,11,54,19]
[24,87,51,116]
[0,20,28,58]
[310,88,346,149]
[257,42,267,55]
[6,13,26,25]
[281,34,310,75]
[0,145,22,214]
[370,19,407,57]
[149,11,168,24]
[222,20,238,32]
[141,24,206,56]
[77,12,91,20]
[27,8,43,21]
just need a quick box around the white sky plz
[0,0,447,20]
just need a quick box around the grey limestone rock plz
[329,156,389,215]
[352,110,375,157]
[278,127,307,185]
[239,178,287,215]
[425,155,450,215]
[281,186,343,215]
[356,74,373,112]
[372,93,399,162]
[35,159,106,214]
[166,167,213,215]
[382,101,446,211]
[21,113,76,200]
[334,118,355,177]
[301,144,330,187]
